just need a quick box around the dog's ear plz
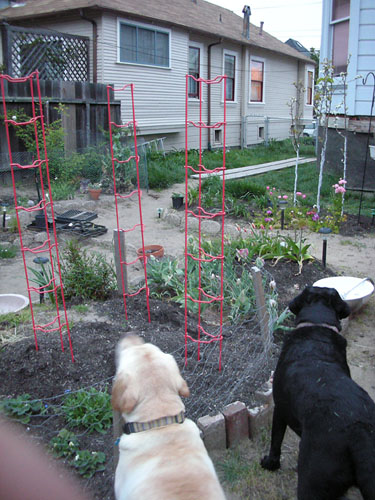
[288,286,313,315]
[111,373,137,414]
[178,376,190,398]
[328,288,351,319]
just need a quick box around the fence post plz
[113,229,128,295]
[251,266,270,345]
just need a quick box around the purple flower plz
[312,213,319,221]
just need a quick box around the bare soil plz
[1,183,375,499]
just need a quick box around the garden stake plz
[319,227,332,268]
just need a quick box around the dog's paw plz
[260,455,280,471]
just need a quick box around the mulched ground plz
[0,212,373,499]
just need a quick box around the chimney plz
[259,21,264,35]
[242,5,251,40]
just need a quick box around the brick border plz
[197,374,274,451]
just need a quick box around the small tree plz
[314,59,334,213]
[288,80,305,206]
[332,67,349,216]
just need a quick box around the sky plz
[207,0,323,51]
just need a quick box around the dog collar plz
[123,411,185,435]
[296,322,339,334]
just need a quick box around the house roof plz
[285,38,311,58]
[0,0,313,63]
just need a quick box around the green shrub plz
[60,388,112,434]
[60,241,116,301]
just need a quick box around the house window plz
[224,53,235,101]
[188,46,200,98]
[331,0,350,75]
[258,127,264,139]
[250,59,264,103]
[119,21,170,67]
[214,129,222,144]
[307,70,314,105]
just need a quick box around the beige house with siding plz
[0,0,315,151]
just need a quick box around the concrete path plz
[191,157,316,180]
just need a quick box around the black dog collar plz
[123,411,185,434]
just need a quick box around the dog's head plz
[111,334,190,417]
[289,286,351,330]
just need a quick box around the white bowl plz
[313,276,374,313]
[0,294,29,314]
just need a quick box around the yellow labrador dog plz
[112,334,226,500]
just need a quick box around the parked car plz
[303,121,317,137]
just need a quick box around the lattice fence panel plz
[8,28,89,82]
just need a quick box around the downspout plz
[79,9,97,83]
[207,39,222,150]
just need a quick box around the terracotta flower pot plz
[137,245,164,261]
[88,188,102,200]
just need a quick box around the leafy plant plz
[146,257,184,299]
[60,388,112,434]
[49,429,106,478]
[50,181,76,201]
[70,450,106,478]
[50,429,79,459]
[60,241,116,301]
[0,244,17,259]
[28,261,57,304]
[0,394,46,423]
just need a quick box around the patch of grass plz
[217,448,250,484]
[72,304,90,314]
[0,309,31,328]
[0,244,17,259]
[340,239,366,249]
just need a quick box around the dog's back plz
[262,287,375,499]
[115,418,225,500]
[112,334,226,500]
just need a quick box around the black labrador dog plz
[261,286,375,500]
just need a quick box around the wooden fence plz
[0,79,121,173]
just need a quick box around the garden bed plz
[0,256,336,500]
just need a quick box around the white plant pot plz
[369,145,375,160]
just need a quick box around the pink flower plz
[302,194,306,199]
[296,191,302,196]
[338,179,347,185]
[266,210,272,215]
[269,225,273,230]
[335,186,346,194]
[266,186,270,190]
[260,224,265,229]
[312,213,319,221]
[237,248,249,260]
[278,195,281,199]
[269,191,273,195]
[283,195,288,200]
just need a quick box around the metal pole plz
[322,238,327,268]
[113,229,128,295]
